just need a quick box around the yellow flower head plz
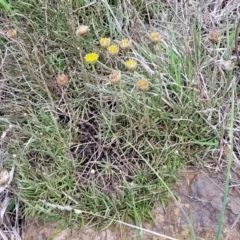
[137,79,149,91]
[125,59,137,71]
[76,25,89,36]
[100,37,111,48]
[109,70,121,84]
[107,45,119,56]
[208,31,221,44]
[84,52,99,64]
[7,29,17,38]
[56,74,69,86]
[119,38,132,50]
[149,32,161,43]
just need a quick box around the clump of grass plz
[1,0,239,237]
[0,0,12,14]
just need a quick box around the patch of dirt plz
[23,169,240,240]
[69,98,147,193]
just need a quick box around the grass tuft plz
[1,0,240,238]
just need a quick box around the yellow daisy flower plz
[107,45,119,56]
[125,59,137,71]
[100,37,111,48]
[137,79,149,91]
[119,38,132,50]
[84,52,99,64]
[149,32,161,43]
[109,70,121,84]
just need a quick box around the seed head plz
[76,25,89,36]
[56,74,69,86]
[137,79,149,91]
[109,70,121,84]
[100,37,111,48]
[208,31,221,44]
[223,60,235,71]
[149,32,161,43]
[0,170,9,186]
[119,38,132,50]
[7,29,17,38]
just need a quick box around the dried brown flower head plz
[7,29,17,38]
[119,38,132,50]
[0,170,9,186]
[109,70,121,84]
[208,31,221,44]
[100,37,111,48]
[223,60,235,71]
[76,25,89,36]
[56,74,69,86]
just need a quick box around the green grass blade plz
[0,0,12,14]
[128,143,196,239]
[216,87,235,239]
